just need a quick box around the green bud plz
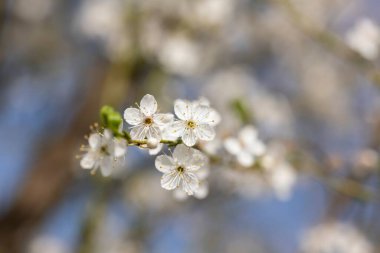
[100,105,123,134]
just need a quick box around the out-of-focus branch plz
[0,63,107,253]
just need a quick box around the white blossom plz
[80,129,127,177]
[124,94,174,140]
[261,143,296,201]
[224,125,266,167]
[155,144,208,195]
[301,222,373,253]
[346,18,380,60]
[168,99,219,147]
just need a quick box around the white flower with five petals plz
[168,99,219,147]
[124,94,174,140]
[155,144,207,195]
[80,129,127,176]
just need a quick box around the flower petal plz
[147,124,162,140]
[100,157,113,176]
[195,166,209,180]
[140,94,157,116]
[161,171,181,190]
[182,128,197,146]
[208,109,221,126]
[195,124,215,141]
[237,151,255,167]
[124,107,143,125]
[180,172,199,195]
[80,152,96,169]
[154,113,174,126]
[173,188,189,201]
[167,121,186,137]
[155,155,176,173]
[173,144,193,165]
[194,181,209,199]
[224,138,242,155]
[187,149,208,171]
[114,139,127,157]
[130,125,148,140]
[239,126,258,143]
[88,133,102,149]
[174,99,192,120]
[192,105,211,123]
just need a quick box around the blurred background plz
[1,0,380,252]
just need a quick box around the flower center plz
[144,117,153,125]
[176,166,185,173]
[186,120,197,129]
[100,146,109,155]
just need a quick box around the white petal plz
[192,105,211,123]
[88,133,102,149]
[224,138,242,155]
[80,152,96,169]
[194,181,209,199]
[173,144,193,165]
[161,171,181,190]
[174,99,192,120]
[237,151,255,167]
[140,94,157,116]
[100,157,112,176]
[114,139,127,157]
[196,97,210,106]
[146,125,162,140]
[187,150,208,171]
[103,129,113,140]
[167,121,186,137]
[182,128,198,146]
[124,108,143,126]
[247,141,266,156]
[173,188,189,201]
[239,126,258,143]
[153,113,174,126]
[195,124,215,141]
[270,164,296,201]
[208,109,221,126]
[196,166,209,180]
[130,125,148,140]
[155,155,176,173]
[180,172,199,195]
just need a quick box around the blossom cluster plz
[78,94,298,201]
[79,94,219,199]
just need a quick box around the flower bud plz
[147,138,159,149]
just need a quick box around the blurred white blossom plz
[158,36,201,75]
[80,129,127,176]
[346,18,380,60]
[224,125,266,167]
[261,143,297,201]
[75,0,130,60]
[301,222,373,253]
